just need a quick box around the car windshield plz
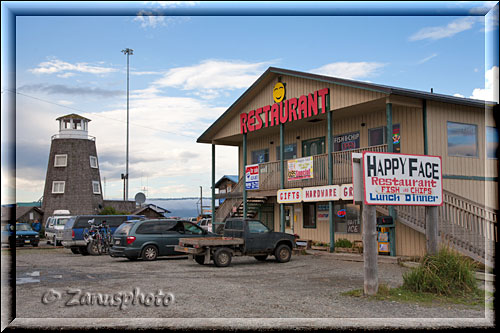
[248,221,269,233]
[55,218,69,226]
[16,224,33,231]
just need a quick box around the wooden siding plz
[213,74,387,142]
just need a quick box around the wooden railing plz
[214,177,245,223]
[258,144,388,191]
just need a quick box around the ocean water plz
[145,198,213,219]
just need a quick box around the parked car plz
[62,215,145,255]
[109,219,215,261]
[197,218,212,232]
[1,223,40,247]
[45,215,72,246]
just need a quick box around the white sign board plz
[277,188,302,203]
[363,152,442,206]
[245,164,259,190]
[303,185,340,202]
[351,153,363,203]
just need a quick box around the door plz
[259,205,274,231]
[245,220,274,254]
[284,205,294,234]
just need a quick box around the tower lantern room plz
[56,113,91,139]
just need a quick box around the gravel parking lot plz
[2,246,494,329]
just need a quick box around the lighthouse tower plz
[41,114,104,223]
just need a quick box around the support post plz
[362,203,378,296]
[423,99,428,156]
[243,133,247,218]
[280,123,285,233]
[425,206,439,255]
[211,144,216,233]
[386,102,396,256]
[327,109,334,252]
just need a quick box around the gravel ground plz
[2,246,494,329]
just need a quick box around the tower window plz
[52,181,65,194]
[92,181,101,194]
[73,119,82,130]
[90,156,98,168]
[54,154,67,167]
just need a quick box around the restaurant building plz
[198,67,497,265]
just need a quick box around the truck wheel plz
[274,244,292,263]
[194,255,205,265]
[213,248,232,267]
[87,241,100,256]
[142,245,158,261]
[254,255,268,261]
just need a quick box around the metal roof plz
[197,67,497,144]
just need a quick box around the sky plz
[2,1,499,204]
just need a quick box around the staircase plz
[232,197,268,218]
[377,190,497,267]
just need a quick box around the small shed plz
[131,204,171,219]
[215,175,239,204]
[16,206,44,224]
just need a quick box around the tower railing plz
[51,134,96,141]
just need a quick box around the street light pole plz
[121,48,133,201]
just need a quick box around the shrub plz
[334,238,353,248]
[99,206,128,215]
[402,246,478,297]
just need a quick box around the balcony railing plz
[257,144,388,191]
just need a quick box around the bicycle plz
[83,220,112,255]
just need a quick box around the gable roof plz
[197,66,497,144]
[16,206,44,220]
[215,175,239,188]
[56,113,91,121]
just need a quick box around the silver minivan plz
[45,215,72,246]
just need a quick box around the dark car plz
[62,215,145,255]
[109,219,215,261]
[1,223,40,247]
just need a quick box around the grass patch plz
[342,247,490,309]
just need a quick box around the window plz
[369,125,400,152]
[136,222,160,234]
[92,181,101,194]
[303,203,316,228]
[334,131,360,152]
[486,126,498,159]
[52,181,65,194]
[183,222,203,235]
[90,156,98,168]
[248,221,269,233]
[334,204,361,233]
[73,119,82,130]
[276,143,297,160]
[54,154,67,167]
[447,122,478,157]
[251,149,269,164]
[302,137,325,157]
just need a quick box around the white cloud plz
[152,59,271,97]
[309,62,386,80]
[29,58,117,76]
[453,93,465,98]
[409,17,477,41]
[470,66,499,102]
[133,11,190,29]
[417,53,438,64]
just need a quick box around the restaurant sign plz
[288,156,313,181]
[363,152,442,206]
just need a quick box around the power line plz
[2,88,197,139]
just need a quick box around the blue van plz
[62,215,145,255]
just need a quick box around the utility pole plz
[200,186,203,218]
[121,48,133,201]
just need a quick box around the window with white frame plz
[92,181,101,194]
[54,154,67,167]
[52,181,65,194]
[90,156,98,168]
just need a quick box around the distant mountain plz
[146,197,214,218]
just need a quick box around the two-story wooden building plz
[198,67,497,265]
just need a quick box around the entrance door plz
[284,205,294,234]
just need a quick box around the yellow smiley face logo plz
[273,82,285,103]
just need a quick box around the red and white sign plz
[303,185,340,202]
[277,188,303,204]
[245,164,259,190]
[340,184,354,200]
[363,152,443,206]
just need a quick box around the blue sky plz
[2,1,499,203]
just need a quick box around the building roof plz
[215,175,239,188]
[197,66,497,144]
[131,204,171,216]
[56,113,91,121]
[15,206,44,220]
